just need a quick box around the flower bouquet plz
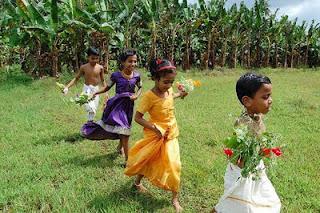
[176,77,201,93]
[223,125,282,179]
[56,82,65,92]
[70,92,95,106]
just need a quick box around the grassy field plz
[0,66,319,212]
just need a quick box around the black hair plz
[87,47,99,56]
[236,72,271,104]
[149,58,176,80]
[118,48,137,69]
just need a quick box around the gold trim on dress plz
[227,196,281,208]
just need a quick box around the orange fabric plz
[124,88,181,192]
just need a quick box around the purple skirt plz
[81,92,134,140]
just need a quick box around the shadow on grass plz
[34,132,85,146]
[89,181,170,212]
[70,152,120,169]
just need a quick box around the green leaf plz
[114,32,124,42]
[100,22,114,33]
[51,0,58,30]
[223,135,238,148]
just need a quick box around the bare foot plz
[134,183,149,194]
[210,208,217,213]
[120,161,127,168]
[172,199,183,212]
[116,145,125,157]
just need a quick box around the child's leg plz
[116,141,124,156]
[172,191,183,212]
[134,174,143,185]
[119,135,129,161]
[87,112,95,122]
[210,208,217,213]
[134,174,148,193]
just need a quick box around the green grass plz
[0,66,319,212]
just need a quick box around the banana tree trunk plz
[265,39,271,67]
[297,47,301,67]
[147,22,157,66]
[210,28,217,69]
[201,52,208,70]
[231,39,237,69]
[232,46,237,69]
[51,38,59,77]
[102,36,109,73]
[305,42,309,66]
[247,41,251,68]
[284,43,288,68]
[210,43,216,69]
[169,27,177,62]
[256,37,261,68]
[240,48,245,67]
[36,38,42,77]
[203,32,212,70]
[125,26,130,48]
[274,44,278,68]
[290,47,294,68]
[221,39,227,67]
[72,30,82,72]
[183,30,191,70]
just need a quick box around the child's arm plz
[130,86,142,101]
[173,91,188,99]
[135,111,162,139]
[64,67,84,94]
[93,72,114,97]
[93,85,111,96]
[99,66,107,89]
[130,77,143,101]
[99,66,109,102]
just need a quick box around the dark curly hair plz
[118,48,137,70]
[87,47,99,56]
[149,58,176,80]
[236,72,271,105]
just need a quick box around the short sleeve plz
[137,92,152,114]
[106,72,116,87]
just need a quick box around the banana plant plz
[9,0,61,77]
[140,0,162,65]
[197,0,225,69]
[112,0,140,48]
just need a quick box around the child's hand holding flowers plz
[176,77,201,99]
[223,125,283,179]
[70,92,95,106]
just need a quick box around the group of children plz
[62,47,281,212]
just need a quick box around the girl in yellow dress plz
[124,59,187,212]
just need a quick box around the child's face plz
[244,83,272,115]
[155,72,176,93]
[88,55,99,65]
[122,55,137,72]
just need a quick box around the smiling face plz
[242,83,273,115]
[121,55,137,72]
[88,55,99,66]
[155,72,177,93]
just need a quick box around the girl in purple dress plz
[81,49,142,162]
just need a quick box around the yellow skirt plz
[124,132,181,192]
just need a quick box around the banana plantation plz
[1,0,320,77]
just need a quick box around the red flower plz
[224,148,233,157]
[271,147,282,156]
[262,148,271,157]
